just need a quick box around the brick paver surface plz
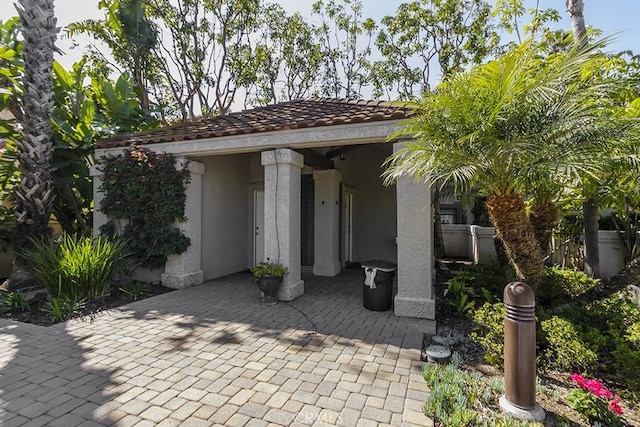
[0,270,433,426]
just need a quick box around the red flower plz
[571,373,586,388]
[571,374,624,417]
[609,397,624,416]
[585,379,603,393]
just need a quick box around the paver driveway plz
[0,270,434,426]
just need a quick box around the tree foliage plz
[312,0,376,99]
[1,17,157,237]
[385,40,640,288]
[245,4,322,106]
[63,0,610,110]
[373,0,498,100]
[69,0,266,120]
[66,0,158,109]
[50,59,157,235]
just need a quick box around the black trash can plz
[361,260,397,311]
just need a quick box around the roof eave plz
[95,119,408,158]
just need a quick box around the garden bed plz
[426,262,640,426]
[0,282,174,326]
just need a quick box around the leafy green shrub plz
[99,146,191,269]
[627,321,640,347]
[40,296,84,323]
[464,264,507,297]
[444,273,476,315]
[574,294,640,396]
[544,293,640,397]
[539,316,598,372]
[610,211,640,264]
[0,289,29,312]
[423,353,539,426]
[612,344,640,397]
[472,302,598,372]
[119,280,151,301]
[537,267,598,306]
[471,302,505,366]
[24,233,126,303]
[442,265,506,313]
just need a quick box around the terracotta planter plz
[256,275,283,305]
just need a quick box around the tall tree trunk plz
[566,0,587,45]
[2,0,58,291]
[486,193,545,290]
[583,198,600,278]
[566,0,600,277]
[459,191,469,225]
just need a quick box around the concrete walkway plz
[0,270,434,426]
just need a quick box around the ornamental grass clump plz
[568,374,625,426]
[24,233,126,303]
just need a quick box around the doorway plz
[253,189,265,265]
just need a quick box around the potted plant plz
[250,260,288,305]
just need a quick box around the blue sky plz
[2,0,638,71]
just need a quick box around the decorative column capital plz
[261,148,304,168]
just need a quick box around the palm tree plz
[4,0,58,290]
[566,0,587,44]
[384,40,639,290]
[566,0,602,278]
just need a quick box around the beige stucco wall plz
[197,144,398,279]
[337,144,397,264]
[200,154,251,280]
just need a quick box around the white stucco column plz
[394,143,436,320]
[312,169,342,276]
[90,165,108,238]
[261,148,304,301]
[162,159,205,289]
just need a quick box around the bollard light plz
[499,281,545,421]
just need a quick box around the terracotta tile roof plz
[97,98,414,149]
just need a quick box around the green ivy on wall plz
[99,145,191,269]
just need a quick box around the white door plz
[254,190,265,265]
[342,192,354,263]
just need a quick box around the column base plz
[161,270,204,289]
[278,279,304,301]
[312,262,341,277]
[499,395,545,422]
[394,296,436,319]
[403,319,437,350]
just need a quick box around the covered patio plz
[92,98,435,329]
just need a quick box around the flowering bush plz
[567,374,625,426]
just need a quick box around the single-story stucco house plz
[92,98,435,330]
